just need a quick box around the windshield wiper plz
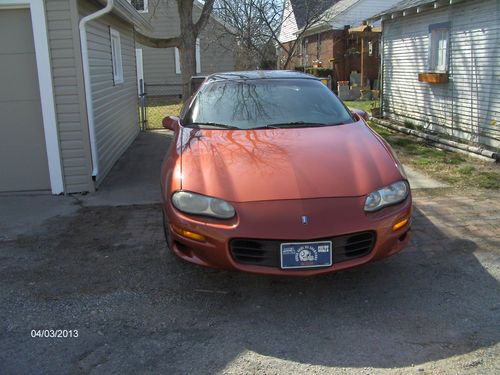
[186,122,240,130]
[253,121,342,129]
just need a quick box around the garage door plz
[0,8,50,192]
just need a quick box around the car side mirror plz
[351,108,369,121]
[162,116,180,131]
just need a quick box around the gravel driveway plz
[0,189,499,374]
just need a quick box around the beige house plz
[132,0,236,97]
[0,0,150,194]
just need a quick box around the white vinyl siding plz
[110,28,123,84]
[46,0,94,193]
[278,0,298,43]
[381,0,500,149]
[78,0,139,185]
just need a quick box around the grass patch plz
[146,100,183,129]
[343,100,378,113]
[477,172,500,189]
[403,120,423,130]
[458,166,476,175]
[369,121,500,190]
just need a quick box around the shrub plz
[305,67,333,77]
[293,67,333,78]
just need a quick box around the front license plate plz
[280,241,332,269]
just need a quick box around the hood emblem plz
[301,215,309,225]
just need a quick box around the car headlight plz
[364,181,409,212]
[171,191,235,219]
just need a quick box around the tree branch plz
[135,32,181,48]
[194,0,216,35]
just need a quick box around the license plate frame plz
[280,241,333,269]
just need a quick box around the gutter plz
[79,0,114,180]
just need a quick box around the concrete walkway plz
[81,130,173,207]
[404,165,448,189]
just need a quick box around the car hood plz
[178,121,403,203]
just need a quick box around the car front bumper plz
[163,195,412,276]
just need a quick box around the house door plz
[0,8,50,192]
[136,48,144,95]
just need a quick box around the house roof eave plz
[367,0,469,24]
[193,0,238,35]
[294,21,332,38]
[97,0,153,32]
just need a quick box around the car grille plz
[229,231,376,268]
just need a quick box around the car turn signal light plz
[392,217,409,231]
[171,224,206,242]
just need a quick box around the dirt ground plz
[0,189,499,374]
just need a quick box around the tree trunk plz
[136,0,215,99]
[179,33,196,100]
[178,0,196,100]
[282,41,298,70]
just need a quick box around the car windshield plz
[183,78,354,130]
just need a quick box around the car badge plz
[301,215,309,225]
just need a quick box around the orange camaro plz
[160,71,411,276]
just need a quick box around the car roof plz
[205,70,319,82]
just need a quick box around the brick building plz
[278,0,400,89]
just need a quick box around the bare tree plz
[213,0,278,69]
[268,0,331,69]
[136,0,215,99]
[214,0,329,70]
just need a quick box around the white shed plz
[370,0,499,150]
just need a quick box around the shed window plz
[174,38,202,75]
[110,28,123,84]
[129,0,148,13]
[429,23,449,72]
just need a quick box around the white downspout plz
[79,0,114,180]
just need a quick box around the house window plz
[429,23,449,72]
[174,38,202,75]
[110,28,123,84]
[129,0,148,13]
